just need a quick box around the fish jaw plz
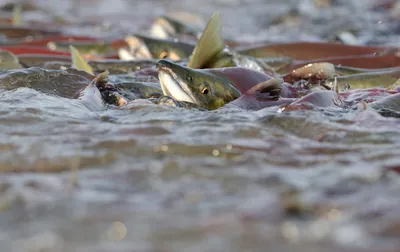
[157,60,198,104]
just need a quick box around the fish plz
[157,59,284,110]
[235,42,397,60]
[278,90,341,113]
[225,78,296,110]
[156,59,342,111]
[0,25,60,39]
[17,54,72,67]
[324,69,400,90]
[120,34,196,61]
[16,35,98,47]
[334,66,400,76]
[150,15,202,39]
[0,46,71,56]
[47,40,119,55]
[157,59,241,110]
[88,59,157,74]
[110,82,162,100]
[0,67,92,98]
[70,45,94,75]
[284,62,335,83]
[287,54,400,72]
[283,63,400,91]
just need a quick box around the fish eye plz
[187,76,193,81]
[201,82,210,95]
[201,87,209,95]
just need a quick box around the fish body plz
[326,69,400,90]
[88,59,158,74]
[47,41,117,55]
[235,42,396,60]
[123,34,195,61]
[156,59,346,111]
[151,15,201,39]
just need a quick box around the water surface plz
[1,0,400,251]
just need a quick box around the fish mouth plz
[157,61,198,104]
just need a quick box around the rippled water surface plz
[1,0,400,251]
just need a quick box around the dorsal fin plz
[70,45,94,75]
[188,12,224,69]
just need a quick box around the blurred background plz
[8,0,400,46]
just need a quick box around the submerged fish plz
[47,40,118,55]
[0,67,92,98]
[235,42,397,60]
[99,81,162,102]
[288,54,400,71]
[225,78,296,110]
[0,25,60,39]
[120,34,195,61]
[334,66,400,76]
[278,90,342,112]
[156,59,348,111]
[17,54,72,67]
[88,59,157,74]
[325,69,400,90]
[150,15,202,39]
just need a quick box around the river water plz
[1,0,400,251]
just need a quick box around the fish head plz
[157,59,241,110]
